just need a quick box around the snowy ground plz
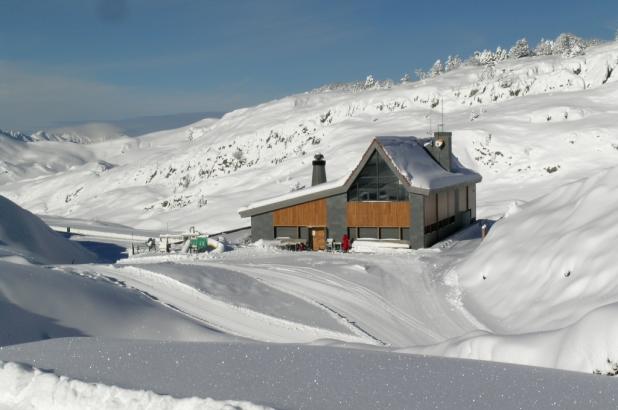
[2,338,618,410]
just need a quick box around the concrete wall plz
[409,193,425,249]
[425,132,452,172]
[251,212,274,241]
[326,194,347,241]
[469,184,477,221]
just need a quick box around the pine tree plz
[430,59,444,77]
[445,55,462,71]
[400,73,411,83]
[509,38,531,59]
[534,38,554,56]
[364,74,376,88]
[553,33,586,57]
[495,47,508,61]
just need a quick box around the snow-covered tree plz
[472,50,494,65]
[509,38,531,59]
[364,74,376,88]
[534,38,554,56]
[414,68,428,80]
[495,47,508,62]
[445,55,462,71]
[429,59,444,77]
[400,73,411,83]
[553,33,586,57]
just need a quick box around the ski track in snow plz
[249,262,443,342]
[67,264,377,345]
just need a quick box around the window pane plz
[377,154,393,179]
[347,150,407,202]
[275,226,298,238]
[358,227,378,238]
[348,227,358,240]
[359,151,378,177]
[380,227,400,239]
[401,228,410,240]
[299,226,309,240]
[358,178,377,201]
[347,182,358,201]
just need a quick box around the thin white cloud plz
[0,60,254,131]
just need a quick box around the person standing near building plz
[342,234,350,252]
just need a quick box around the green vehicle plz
[190,236,208,252]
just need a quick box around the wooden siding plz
[347,201,410,227]
[273,199,327,226]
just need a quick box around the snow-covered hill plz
[0,195,95,264]
[2,40,618,232]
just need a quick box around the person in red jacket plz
[342,234,350,253]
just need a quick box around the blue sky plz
[1,0,617,131]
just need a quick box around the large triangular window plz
[347,150,408,201]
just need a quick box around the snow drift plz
[0,261,228,346]
[0,195,95,264]
[459,167,618,333]
[0,361,272,410]
[407,167,618,372]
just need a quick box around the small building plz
[238,132,482,250]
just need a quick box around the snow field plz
[2,338,618,410]
[0,361,273,410]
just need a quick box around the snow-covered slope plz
[0,195,95,264]
[2,41,618,231]
[403,167,618,373]
[0,261,230,346]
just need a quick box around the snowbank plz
[350,238,410,253]
[0,195,95,264]
[0,361,272,410]
[0,261,228,346]
[457,167,618,334]
[2,338,618,410]
[413,167,618,372]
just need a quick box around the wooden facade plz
[273,198,327,227]
[346,201,410,227]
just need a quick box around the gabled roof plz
[238,136,481,218]
[374,137,481,191]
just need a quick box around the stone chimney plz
[311,153,327,186]
[427,131,452,171]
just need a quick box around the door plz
[311,227,326,251]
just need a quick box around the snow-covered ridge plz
[1,40,618,231]
[0,361,273,410]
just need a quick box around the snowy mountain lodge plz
[238,132,481,250]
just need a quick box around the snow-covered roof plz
[375,136,481,191]
[238,177,348,217]
[239,136,481,217]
